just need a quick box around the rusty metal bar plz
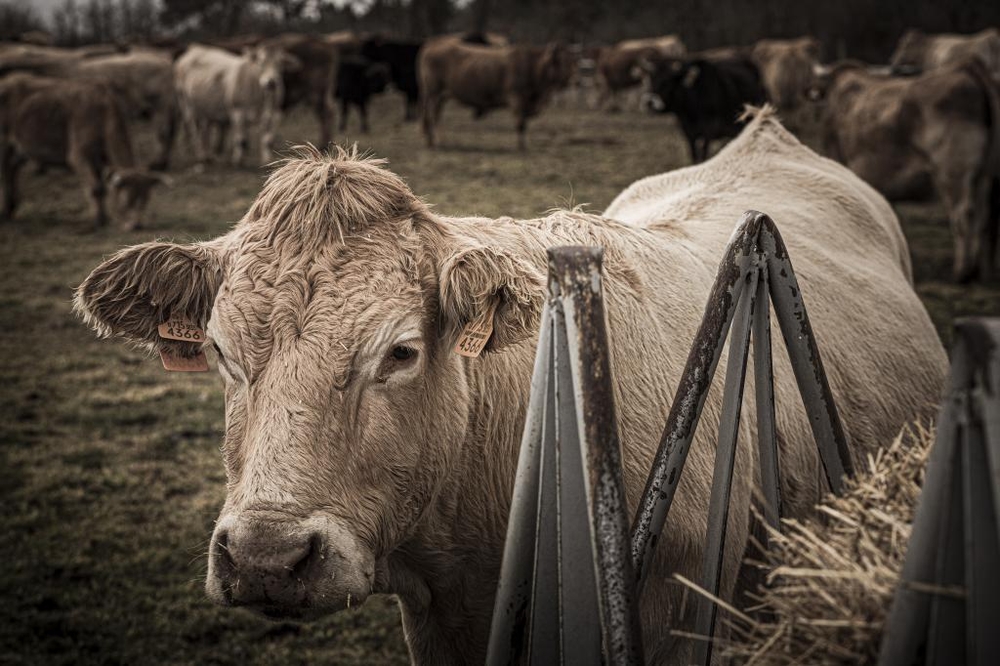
[752,266,782,530]
[552,247,645,665]
[878,318,1000,666]
[551,287,602,666]
[629,211,760,584]
[757,220,854,488]
[487,305,553,666]
[487,247,643,666]
[693,267,760,666]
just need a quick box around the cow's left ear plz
[74,239,227,353]
[438,246,545,353]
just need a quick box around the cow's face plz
[639,57,687,113]
[74,148,542,621]
[249,46,299,100]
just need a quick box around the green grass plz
[1,94,996,665]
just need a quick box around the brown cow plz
[419,38,573,149]
[0,73,166,228]
[891,28,1000,76]
[595,35,686,111]
[74,111,945,663]
[819,59,1000,282]
[751,37,821,123]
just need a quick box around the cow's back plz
[604,109,944,464]
[420,40,509,108]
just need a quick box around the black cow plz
[336,56,390,133]
[360,36,423,121]
[640,54,767,163]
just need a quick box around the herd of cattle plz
[0,26,998,280]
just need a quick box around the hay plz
[683,422,936,665]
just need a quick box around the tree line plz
[1,0,997,62]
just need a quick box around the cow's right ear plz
[682,64,700,88]
[74,241,226,352]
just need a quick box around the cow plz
[751,37,821,124]
[890,28,1000,76]
[335,55,390,133]
[0,42,124,76]
[595,35,686,111]
[0,46,178,170]
[174,44,298,167]
[818,59,1000,282]
[211,34,340,149]
[0,73,167,229]
[360,35,424,121]
[638,53,767,163]
[418,38,574,149]
[74,109,946,664]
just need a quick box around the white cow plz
[174,44,298,166]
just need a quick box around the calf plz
[595,35,686,111]
[639,54,767,163]
[0,73,166,228]
[174,44,298,166]
[418,38,573,149]
[336,56,390,133]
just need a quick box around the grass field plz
[1,93,996,665]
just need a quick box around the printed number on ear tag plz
[158,316,205,342]
[454,301,498,358]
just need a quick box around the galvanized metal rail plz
[487,211,855,665]
[486,247,644,666]
[878,318,1000,666]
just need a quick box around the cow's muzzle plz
[206,512,374,620]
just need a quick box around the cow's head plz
[107,169,170,230]
[74,147,543,620]
[248,45,301,100]
[538,42,575,90]
[637,56,688,114]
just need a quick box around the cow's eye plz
[390,345,417,362]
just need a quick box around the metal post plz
[752,266,781,531]
[693,267,760,666]
[878,318,1000,666]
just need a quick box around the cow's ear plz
[682,64,700,88]
[74,240,226,352]
[438,246,544,353]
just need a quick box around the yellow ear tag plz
[454,300,498,358]
[157,316,205,342]
[158,315,208,372]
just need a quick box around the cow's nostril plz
[214,530,236,576]
[291,533,322,579]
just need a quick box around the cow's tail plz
[102,90,138,171]
[963,57,1000,276]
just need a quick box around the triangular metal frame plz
[626,210,855,664]
[878,318,1000,665]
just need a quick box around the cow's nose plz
[212,526,322,607]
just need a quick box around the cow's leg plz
[421,93,443,148]
[70,152,107,228]
[318,93,335,147]
[936,166,979,282]
[230,110,248,167]
[339,99,349,132]
[259,109,280,164]
[150,106,176,171]
[0,145,24,220]
[359,100,370,134]
[685,133,700,164]
[516,115,528,151]
[180,98,208,165]
[404,94,418,122]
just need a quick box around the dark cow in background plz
[361,35,424,121]
[639,52,767,162]
[418,38,574,149]
[0,73,167,228]
[336,56,390,133]
[595,35,686,111]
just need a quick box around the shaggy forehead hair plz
[240,144,427,247]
